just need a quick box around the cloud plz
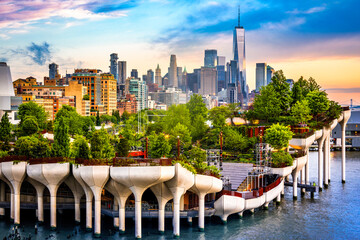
[287,6,326,15]
[0,57,8,62]
[0,0,135,31]
[11,42,52,65]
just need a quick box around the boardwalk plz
[221,162,253,190]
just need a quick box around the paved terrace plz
[221,162,253,190]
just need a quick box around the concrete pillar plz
[64,176,84,224]
[198,194,205,230]
[74,195,81,224]
[276,194,281,204]
[72,165,93,231]
[0,181,5,217]
[341,123,346,183]
[292,171,298,200]
[328,137,331,182]
[113,199,119,229]
[301,168,305,195]
[317,141,324,191]
[27,179,46,223]
[324,136,329,188]
[172,190,181,237]
[238,212,243,218]
[10,192,14,221]
[187,216,193,224]
[263,202,269,210]
[305,151,309,185]
[1,161,27,225]
[119,207,125,233]
[79,166,110,238]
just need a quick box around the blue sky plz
[0,0,359,93]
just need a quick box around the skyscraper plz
[147,69,154,85]
[233,7,247,103]
[177,67,182,88]
[118,61,126,84]
[155,64,162,86]
[131,69,138,79]
[199,67,217,96]
[168,55,177,87]
[267,65,275,85]
[110,53,118,81]
[49,63,59,80]
[217,56,226,92]
[204,50,217,67]
[256,63,267,92]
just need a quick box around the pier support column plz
[113,199,119,229]
[187,216,193,225]
[86,195,93,231]
[292,171,299,200]
[238,212,243,218]
[0,182,5,217]
[172,190,182,237]
[317,140,324,191]
[324,136,329,188]
[10,192,14,221]
[263,202,269,210]
[27,179,46,223]
[327,137,331,182]
[341,123,346,183]
[119,207,125,233]
[49,186,59,230]
[198,193,205,231]
[74,195,81,224]
[305,151,309,185]
[276,194,281,205]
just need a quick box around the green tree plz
[46,120,54,132]
[100,114,112,124]
[186,94,207,121]
[90,129,115,160]
[121,111,131,122]
[208,106,231,129]
[0,112,12,150]
[187,145,207,173]
[70,135,90,159]
[327,100,342,120]
[291,80,304,106]
[223,127,248,151]
[308,77,321,92]
[227,103,241,126]
[14,135,50,158]
[18,101,48,130]
[169,123,192,149]
[112,110,121,124]
[83,94,90,100]
[115,137,130,157]
[264,123,293,150]
[55,105,84,136]
[290,100,312,124]
[96,111,101,126]
[81,116,95,137]
[52,117,70,157]
[269,70,292,114]
[306,90,330,118]
[191,115,208,141]
[163,104,191,132]
[247,85,282,122]
[148,133,171,158]
[20,116,39,136]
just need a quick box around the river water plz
[0,151,359,239]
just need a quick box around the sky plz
[0,0,359,104]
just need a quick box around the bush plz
[14,135,51,158]
[265,123,293,150]
[71,135,90,159]
[172,160,197,174]
[0,150,8,158]
[271,151,293,168]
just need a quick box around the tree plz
[20,116,39,136]
[186,94,207,121]
[83,94,90,100]
[308,77,321,92]
[52,117,70,157]
[223,127,248,151]
[269,70,292,114]
[169,123,192,149]
[148,133,171,158]
[0,112,11,150]
[70,135,90,159]
[327,100,342,120]
[46,120,54,132]
[163,104,191,132]
[90,129,115,160]
[100,114,112,124]
[112,110,121,124]
[81,116,95,137]
[208,106,231,129]
[115,137,130,157]
[290,100,312,124]
[96,111,101,126]
[227,103,241,126]
[247,85,282,122]
[191,115,208,141]
[18,101,48,130]
[306,90,330,117]
[291,80,304,106]
[186,145,207,174]
[14,135,50,158]
[264,123,293,150]
[121,111,131,122]
[55,105,84,136]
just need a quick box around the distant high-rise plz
[147,69,154,85]
[168,55,177,87]
[217,56,226,92]
[131,69,138,79]
[110,53,118,81]
[181,67,187,92]
[267,65,275,85]
[256,63,267,92]
[0,62,15,111]
[233,7,247,103]
[177,67,182,88]
[199,67,217,96]
[118,61,126,84]
[142,75,147,83]
[204,50,217,67]
[155,64,162,86]
[49,63,59,80]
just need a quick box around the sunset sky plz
[1,0,359,104]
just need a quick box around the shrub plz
[14,135,51,158]
[271,151,293,168]
[265,123,293,150]
[172,160,197,174]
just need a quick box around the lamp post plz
[145,137,148,159]
[220,131,223,171]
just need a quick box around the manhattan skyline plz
[0,0,359,104]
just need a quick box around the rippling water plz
[0,151,359,239]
